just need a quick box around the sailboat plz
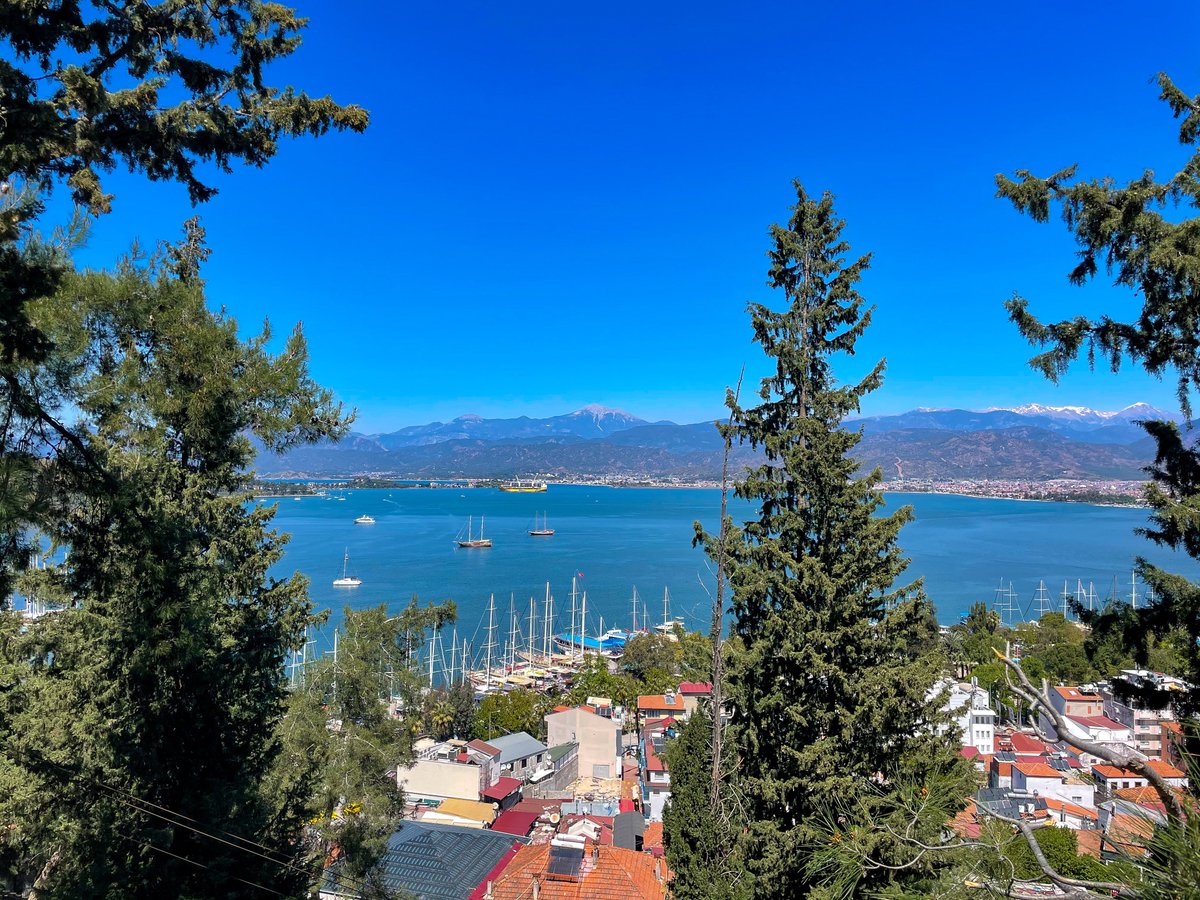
[529,512,554,537]
[456,515,492,548]
[332,548,362,587]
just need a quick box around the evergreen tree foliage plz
[291,601,455,894]
[998,73,1200,743]
[0,244,348,897]
[709,182,969,897]
[662,706,751,900]
[0,1,368,597]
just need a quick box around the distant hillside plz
[254,404,1171,482]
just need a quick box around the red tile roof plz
[482,776,524,802]
[643,739,667,773]
[959,747,980,759]
[468,739,502,756]
[486,843,670,900]
[491,810,540,837]
[678,682,712,694]
[1008,732,1049,754]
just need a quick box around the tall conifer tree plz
[717,182,963,897]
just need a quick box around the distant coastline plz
[249,475,1148,508]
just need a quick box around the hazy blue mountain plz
[372,405,653,449]
[254,403,1171,481]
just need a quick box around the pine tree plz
[0,239,348,897]
[662,706,751,900]
[997,74,1200,739]
[716,182,966,897]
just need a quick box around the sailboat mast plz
[663,586,669,630]
[429,626,436,687]
[580,591,587,662]
[527,596,535,674]
[542,582,551,661]
[485,594,496,690]
[632,587,638,632]
[569,577,578,658]
[508,595,518,673]
[450,627,458,683]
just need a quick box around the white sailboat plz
[529,511,554,537]
[332,548,362,587]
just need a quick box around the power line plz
[15,747,378,898]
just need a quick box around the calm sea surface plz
[262,486,1200,652]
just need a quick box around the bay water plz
[264,486,1199,654]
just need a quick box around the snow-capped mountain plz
[854,403,1175,445]
[983,402,1172,424]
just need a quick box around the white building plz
[1037,709,1134,768]
[933,678,997,754]
[1011,761,1096,809]
[1101,670,1188,759]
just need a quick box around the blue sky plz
[68,0,1200,433]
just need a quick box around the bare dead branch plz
[994,648,1185,824]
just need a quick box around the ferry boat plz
[499,479,547,493]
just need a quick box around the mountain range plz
[254,403,1178,482]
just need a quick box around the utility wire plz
[16,747,378,898]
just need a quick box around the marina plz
[263,485,1200,658]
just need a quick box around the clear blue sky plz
[70,0,1200,433]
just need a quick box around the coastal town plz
[303,608,1194,899]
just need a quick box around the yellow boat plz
[498,479,547,493]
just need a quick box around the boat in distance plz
[456,514,493,548]
[354,514,376,525]
[333,548,362,587]
[499,479,547,493]
[529,512,554,537]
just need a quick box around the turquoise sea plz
[263,486,1200,652]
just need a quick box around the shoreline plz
[251,477,1148,509]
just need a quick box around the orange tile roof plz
[1075,829,1103,859]
[948,800,981,839]
[1094,760,1187,780]
[487,843,670,900]
[643,822,663,851]
[1040,797,1098,821]
[636,694,685,712]
[1106,813,1156,851]
[1013,761,1063,779]
[1053,686,1101,702]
